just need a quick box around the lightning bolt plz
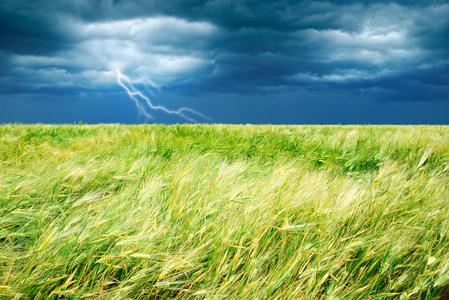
[115,68,211,123]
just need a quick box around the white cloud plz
[302,24,422,65]
[295,3,448,67]
[10,16,217,88]
[291,68,394,83]
[73,16,216,47]
[11,55,68,66]
[308,27,407,49]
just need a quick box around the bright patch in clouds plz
[79,17,215,41]
[292,68,394,83]
[303,25,421,65]
[11,16,217,88]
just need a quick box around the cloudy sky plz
[1,0,448,124]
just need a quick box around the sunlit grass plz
[1,124,448,299]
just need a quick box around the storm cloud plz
[1,0,448,123]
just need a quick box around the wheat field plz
[0,124,448,299]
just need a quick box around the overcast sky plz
[1,0,448,124]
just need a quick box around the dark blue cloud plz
[0,0,448,123]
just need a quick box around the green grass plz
[1,124,449,299]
